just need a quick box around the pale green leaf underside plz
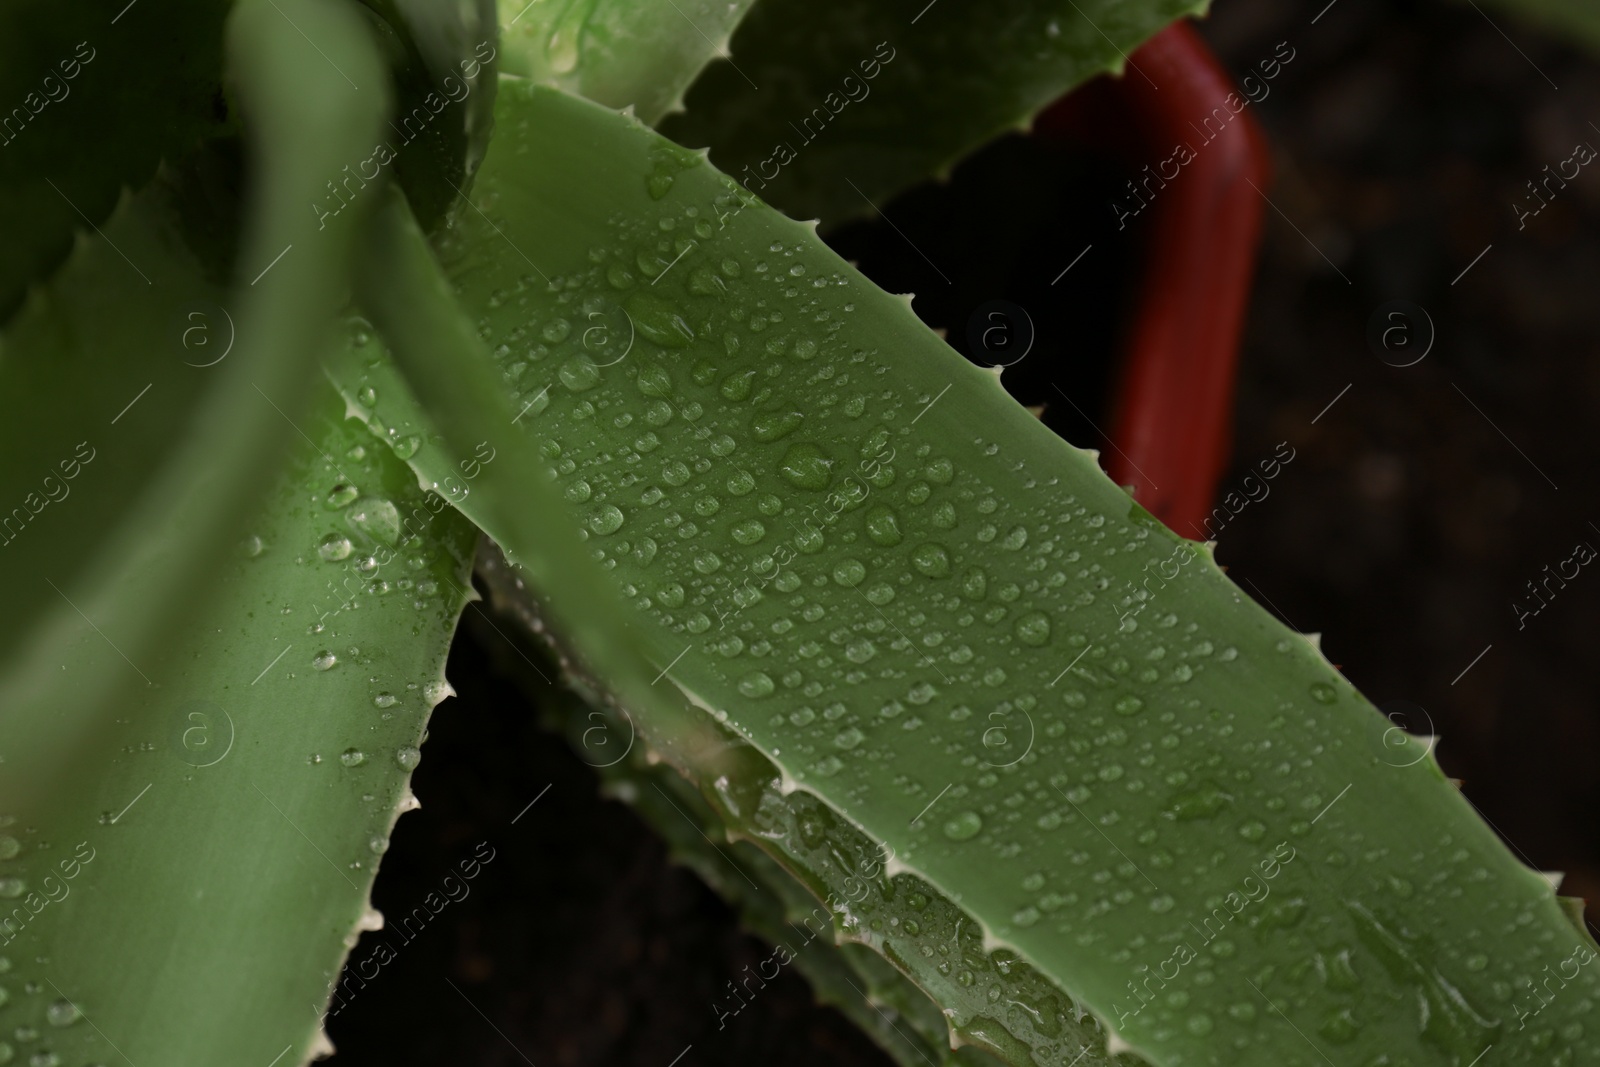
[0,184,475,1063]
[662,0,1207,224]
[0,0,395,812]
[498,0,762,124]
[336,81,1597,1066]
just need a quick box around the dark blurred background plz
[328,0,1600,1062]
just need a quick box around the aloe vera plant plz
[2,1,1596,1066]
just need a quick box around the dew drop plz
[777,443,833,491]
[558,356,601,392]
[1014,611,1051,646]
[340,748,367,768]
[313,531,348,563]
[752,411,804,442]
[662,460,691,487]
[326,484,359,509]
[738,671,775,698]
[373,692,399,709]
[348,499,401,545]
[833,559,867,587]
[845,638,877,664]
[865,505,903,546]
[911,543,951,578]
[588,504,626,535]
[731,519,766,545]
[312,650,338,672]
[44,1001,79,1028]
[942,811,983,841]
[394,746,422,770]
[626,292,695,347]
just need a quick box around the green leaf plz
[661,0,1206,224]
[347,186,693,760]
[334,81,1598,1066]
[0,381,476,1066]
[356,0,500,230]
[0,0,231,319]
[497,0,762,124]
[0,0,393,808]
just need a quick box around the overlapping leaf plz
[498,0,761,123]
[662,0,1207,224]
[0,0,392,809]
[330,80,1599,1066]
[0,169,476,1067]
[0,0,232,319]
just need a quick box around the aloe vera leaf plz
[496,0,762,124]
[473,543,1139,1067]
[356,0,500,230]
[0,0,391,809]
[0,373,475,1066]
[571,718,965,1067]
[0,1,231,319]
[660,0,1208,225]
[334,81,1598,1065]
[605,717,964,1066]
[473,542,1116,1067]
[348,187,702,767]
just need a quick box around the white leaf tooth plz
[1105,1027,1138,1055]
[306,1027,335,1063]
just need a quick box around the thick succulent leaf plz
[0,0,391,808]
[347,187,691,761]
[475,543,1145,1067]
[660,0,1208,224]
[497,0,761,124]
[474,545,991,1067]
[0,0,230,320]
[356,0,500,230]
[0,383,475,1066]
[334,82,1599,1066]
